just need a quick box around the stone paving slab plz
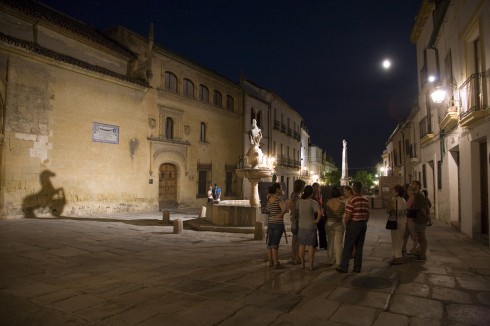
[1,208,490,325]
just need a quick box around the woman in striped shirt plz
[266,183,287,268]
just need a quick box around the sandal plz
[390,259,402,265]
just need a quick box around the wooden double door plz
[159,163,177,209]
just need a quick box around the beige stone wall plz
[0,4,250,219]
[0,51,155,217]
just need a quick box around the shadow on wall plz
[22,170,66,218]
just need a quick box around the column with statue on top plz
[340,139,349,186]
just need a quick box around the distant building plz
[240,79,306,197]
[308,144,324,185]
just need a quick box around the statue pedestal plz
[245,145,263,169]
[236,168,272,207]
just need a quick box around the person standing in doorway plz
[312,182,327,250]
[336,181,370,273]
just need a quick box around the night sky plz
[40,0,421,173]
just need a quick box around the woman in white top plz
[386,184,407,265]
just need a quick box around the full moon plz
[382,59,391,69]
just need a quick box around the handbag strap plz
[395,198,398,220]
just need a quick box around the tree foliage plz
[353,170,375,190]
[323,170,341,186]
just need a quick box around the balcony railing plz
[281,124,287,133]
[459,72,489,127]
[409,143,418,162]
[438,106,458,131]
[273,120,280,130]
[275,155,300,169]
[287,128,292,136]
[419,115,435,143]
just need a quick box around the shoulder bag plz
[386,198,398,230]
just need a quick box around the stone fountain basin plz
[205,201,263,226]
[236,168,272,179]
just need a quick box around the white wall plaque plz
[92,122,119,144]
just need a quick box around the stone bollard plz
[254,221,264,240]
[173,218,183,234]
[162,210,170,224]
[200,206,206,218]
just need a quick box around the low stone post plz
[173,218,183,234]
[254,221,264,240]
[162,210,170,224]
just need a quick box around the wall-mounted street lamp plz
[431,86,447,104]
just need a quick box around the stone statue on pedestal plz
[236,119,272,208]
[246,119,263,169]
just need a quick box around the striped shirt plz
[266,196,285,224]
[345,194,370,221]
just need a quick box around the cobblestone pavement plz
[1,208,490,325]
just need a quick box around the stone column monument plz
[340,139,349,186]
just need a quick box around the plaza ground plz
[1,208,490,325]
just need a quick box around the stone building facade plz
[384,0,490,245]
[0,1,242,218]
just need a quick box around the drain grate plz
[350,276,393,289]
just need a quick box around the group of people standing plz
[386,180,431,265]
[265,180,370,272]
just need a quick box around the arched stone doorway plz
[159,163,178,209]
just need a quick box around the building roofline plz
[1,0,137,58]
[410,0,435,44]
[0,31,148,88]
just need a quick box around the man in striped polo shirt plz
[336,181,370,273]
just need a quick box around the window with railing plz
[459,72,488,118]
[273,120,280,130]
[419,115,432,138]
[409,143,417,159]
